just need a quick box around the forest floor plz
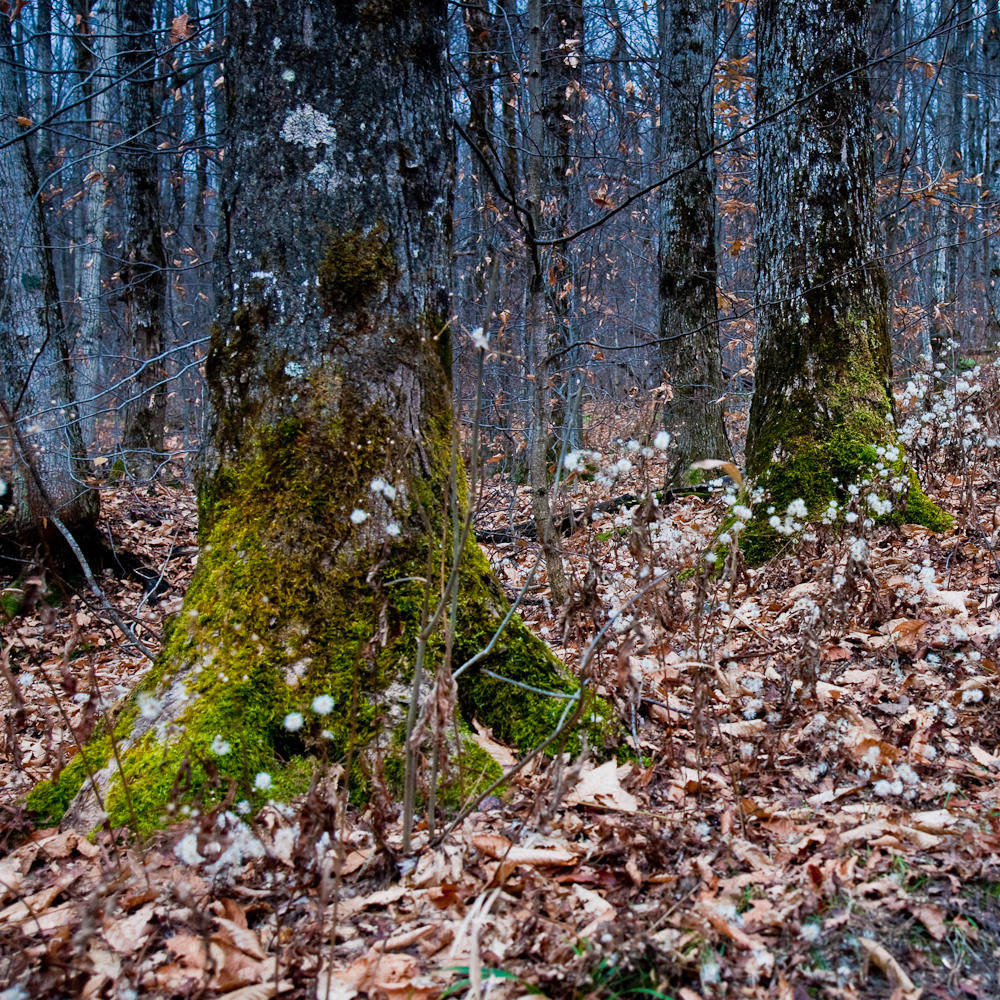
[1,402,1000,1000]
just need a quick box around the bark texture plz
[38,0,612,835]
[656,0,731,483]
[118,0,168,478]
[0,16,98,547]
[76,0,117,444]
[525,0,585,606]
[984,0,1000,339]
[744,0,947,562]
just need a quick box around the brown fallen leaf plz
[470,833,577,866]
[718,719,767,737]
[470,720,518,768]
[565,759,638,812]
[858,936,917,994]
[102,904,155,956]
[970,744,1000,769]
[214,915,267,961]
[0,875,74,928]
[914,904,948,941]
[0,859,25,902]
[908,808,963,834]
[321,950,436,1000]
[838,820,892,847]
[217,982,293,1000]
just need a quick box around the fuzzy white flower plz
[311,694,334,715]
[254,772,273,792]
[175,832,203,866]
[786,498,808,518]
[733,504,753,521]
[210,735,231,756]
[653,430,671,450]
[370,477,388,494]
[284,712,304,731]
[800,922,822,943]
[385,522,401,537]
[350,508,368,524]
[470,326,489,351]
[137,691,160,720]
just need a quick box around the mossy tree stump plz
[29,0,614,835]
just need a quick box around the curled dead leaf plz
[470,833,577,866]
[858,936,917,994]
[689,458,743,487]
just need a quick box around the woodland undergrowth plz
[1,351,1000,999]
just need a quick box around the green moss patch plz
[39,381,617,834]
[318,223,398,316]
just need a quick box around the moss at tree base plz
[738,430,951,566]
[30,404,618,835]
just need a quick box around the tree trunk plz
[34,0,54,170]
[43,0,612,835]
[743,0,947,564]
[656,0,731,484]
[983,0,1000,341]
[76,0,118,446]
[118,0,169,478]
[0,16,98,552]
[524,0,584,608]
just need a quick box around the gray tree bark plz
[744,0,945,563]
[656,0,731,484]
[525,0,584,607]
[983,0,1000,340]
[117,0,168,478]
[76,0,118,445]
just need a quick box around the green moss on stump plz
[25,704,139,828]
[739,430,951,566]
[27,740,110,828]
[35,389,616,834]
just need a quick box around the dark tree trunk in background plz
[33,0,54,171]
[526,0,585,607]
[656,0,731,484]
[77,0,118,445]
[0,16,98,549]
[52,0,607,835]
[983,0,1000,340]
[118,0,169,478]
[744,0,946,563]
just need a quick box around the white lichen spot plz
[280,104,336,149]
[284,360,306,379]
[282,68,295,83]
